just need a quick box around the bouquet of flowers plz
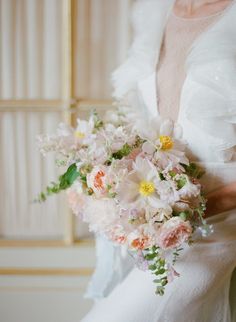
[36,106,212,295]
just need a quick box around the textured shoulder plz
[185,2,236,162]
[111,0,174,100]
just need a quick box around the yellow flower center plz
[75,131,85,139]
[139,181,155,196]
[159,135,173,150]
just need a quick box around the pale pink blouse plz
[157,12,221,121]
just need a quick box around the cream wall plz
[0,0,132,321]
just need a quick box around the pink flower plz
[67,185,87,217]
[127,224,156,250]
[108,225,127,244]
[87,166,110,196]
[157,217,192,249]
[83,198,118,233]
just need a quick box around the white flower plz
[139,118,188,169]
[83,198,118,233]
[74,116,96,145]
[156,180,180,205]
[117,157,162,208]
[37,123,76,157]
[105,124,129,151]
[177,175,201,199]
[101,123,135,153]
[145,203,173,223]
[88,141,109,165]
[77,139,109,166]
[104,106,142,128]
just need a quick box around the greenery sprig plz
[172,247,183,265]
[144,246,168,296]
[34,163,84,203]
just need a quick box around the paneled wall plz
[0,0,132,242]
[0,109,68,238]
[0,0,63,99]
[73,0,132,99]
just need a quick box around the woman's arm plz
[206,182,236,217]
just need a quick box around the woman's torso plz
[155,3,236,193]
[156,12,220,121]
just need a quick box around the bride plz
[82,0,236,321]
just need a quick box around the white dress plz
[82,1,236,321]
[82,213,236,322]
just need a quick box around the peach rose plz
[87,166,109,196]
[157,217,192,249]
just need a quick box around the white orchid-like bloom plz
[177,175,201,199]
[156,180,180,205]
[74,116,96,145]
[104,106,142,129]
[37,123,77,158]
[139,118,188,169]
[88,140,109,165]
[145,203,173,224]
[117,156,162,208]
[76,136,109,166]
[101,123,135,153]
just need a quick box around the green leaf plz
[59,163,80,190]
[144,253,157,260]
[161,278,168,286]
[157,268,166,275]
[178,211,188,221]
[176,176,187,189]
[155,286,164,296]
[34,163,81,203]
[153,279,161,284]
[169,170,176,178]
[112,143,132,160]
[159,173,165,181]
[149,264,157,271]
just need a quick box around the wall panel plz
[0,110,68,238]
[0,0,133,241]
[0,0,63,100]
[73,0,132,99]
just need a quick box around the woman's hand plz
[205,182,236,217]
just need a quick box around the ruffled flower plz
[178,175,201,199]
[127,224,157,250]
[83,198,118,233]
[67,181,88,217]
[87,165,112,197]
[157,217,192,249]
